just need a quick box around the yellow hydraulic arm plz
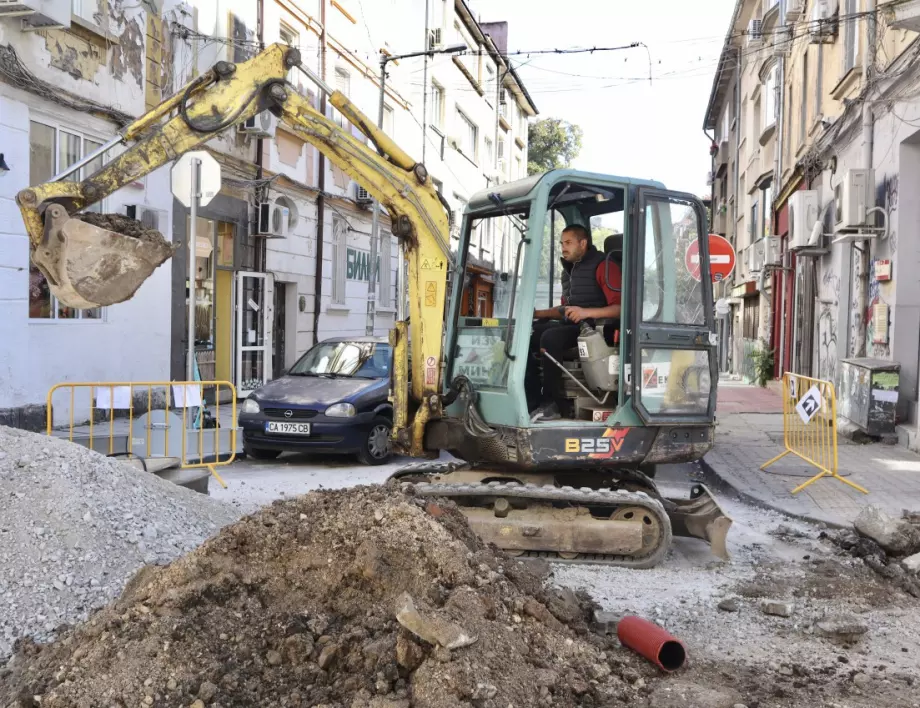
[16,43,450,457]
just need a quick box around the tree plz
[527,118,583,175]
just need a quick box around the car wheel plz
[244,444,282,460]
[357,417,392,466]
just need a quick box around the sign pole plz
[187,158,201,382]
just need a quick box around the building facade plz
[706,0,920,441]
[0,0,535,424]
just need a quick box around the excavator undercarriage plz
[392,462,731,568]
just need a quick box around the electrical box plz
[874,259,892,281]
[838,358,900,437]
[872,303,890,344]
[834,168,875,231]
[788,190,819,250]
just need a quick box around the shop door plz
[236,272,274,396]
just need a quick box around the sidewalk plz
[703,378,920,527]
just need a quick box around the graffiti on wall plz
[878,174,899,254]
[818,270,840,382]
[818,306,838,383]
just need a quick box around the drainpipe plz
[256,0,266,277]
[775,52,785,375]
[731,48,742,374]
[855,0,877,357]
[312,0,328,346]
[421,0,430,164]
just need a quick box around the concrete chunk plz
[902,552,920,574]
[855,505,920,555]
[760,599,794,617]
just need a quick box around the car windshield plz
[288,341,390,379]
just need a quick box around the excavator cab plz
[440,169,717,457]
[401,170,730,567]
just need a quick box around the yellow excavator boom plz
[16,43,448,456]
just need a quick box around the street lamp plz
[366,42,466,334]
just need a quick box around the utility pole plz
[187,158,201,382]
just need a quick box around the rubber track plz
[402,480,674,569]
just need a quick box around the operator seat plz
[601,234,623,346]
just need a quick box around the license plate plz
[265,421,311,435]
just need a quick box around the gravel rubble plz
[0,426,241,660]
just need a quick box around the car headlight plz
[241,398,260,415]
[325,402,356,418]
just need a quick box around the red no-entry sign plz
[686,234,736,283]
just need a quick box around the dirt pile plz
[0,426,241,661]
[1,486,652,708]
[76,213,174,252]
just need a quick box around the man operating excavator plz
[527,224,621,422]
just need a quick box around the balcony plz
[883,0,920,32]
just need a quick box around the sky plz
[467,0,737,196]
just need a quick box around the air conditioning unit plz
[706,171,715,186]
[257,201,290,238]
[764,235,782,265]
[788,190,819,249]
[746,19,763,46]
[834,168,874,231]
[0,0,70,30]
[354,184,372,206]
[810,0,838,42]
[124,204,164,232]
[785,0,805,21]
[748,240,765,274]
[449,209,461,233]
[428,27,443,49]
[239,110,277,139]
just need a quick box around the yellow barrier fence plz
[46,381,237,489]
[760,372,868,495]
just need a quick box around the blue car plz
[238,336,393,465]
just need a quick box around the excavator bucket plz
[33,205,176,309]
[665,483,733,560]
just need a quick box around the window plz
[485,62,496,102]
[379,230,392,308]
[743,297,760,339]
[843,0,858,75]
[279,23,300,85]
[382,104,394,139]
[484,137,494,168]
[720,104,731,142]
[430,82,445,129]
[800,50,809,143]
[500,90,510,119]
[456,108,478,160]
[761,63,778,131]
[71,0,94,22]
[29,120,107,321]
[332,68,350,128]
[749,200,759,245]
[431,0,446,31]
[515,155,522,178]
[331,215,348,304]
[761,183,773,239]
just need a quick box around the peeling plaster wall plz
[0,0,148,118]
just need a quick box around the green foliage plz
[527,118,584,175]
[750,341,775,388]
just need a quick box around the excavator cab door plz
[631,188,717,425]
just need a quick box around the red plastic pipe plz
[616,615,687,672]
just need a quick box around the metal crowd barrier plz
[760,372,868,495]
[46,381,238,489]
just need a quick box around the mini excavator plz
[17,43,731,568]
